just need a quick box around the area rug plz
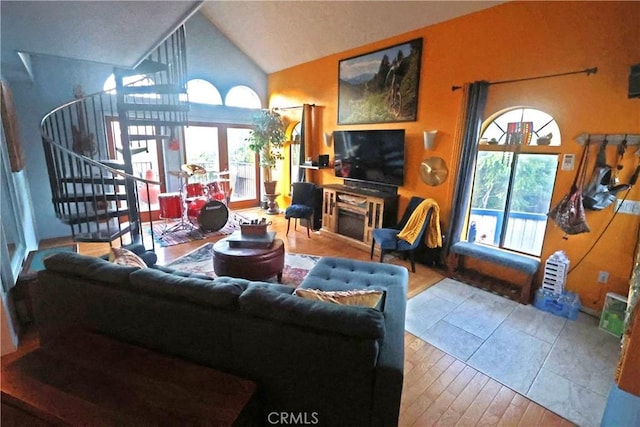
[164,242,320,287]
[148,214,243,247]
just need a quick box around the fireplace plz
[337,209,365,241]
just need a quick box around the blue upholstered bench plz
[447,241,540,304]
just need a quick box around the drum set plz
[158,164,232,235]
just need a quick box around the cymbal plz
[181,164,207,176]
[168,170,188,177]
[420,156,448,186]
[210,170,230,176]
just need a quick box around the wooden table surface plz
[1,332,258,426]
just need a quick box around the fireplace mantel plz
[321,183,398,250]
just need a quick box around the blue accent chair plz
[285,182,318,237]
[370,196,432,273]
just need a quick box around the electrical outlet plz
[598,271,609,284]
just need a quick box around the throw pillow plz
[294,288,383,309]
[109,247,147,269]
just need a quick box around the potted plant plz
[247,109,286,195]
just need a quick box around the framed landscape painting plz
[338,38,423,125]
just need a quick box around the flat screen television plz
[333,129,405,187]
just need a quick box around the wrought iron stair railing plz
[39,26,188,248]
[40,91,160,247]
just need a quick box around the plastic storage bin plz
[599,292,627,337]
[534,288,581,320]
[541,251,570,294]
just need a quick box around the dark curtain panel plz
[1,80,25,171]
[298,104,315,183]
[298,105,308,182]
[445,81,489,253]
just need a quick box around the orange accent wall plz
[268,1,640,311]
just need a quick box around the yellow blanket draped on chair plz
[396,199,442,248]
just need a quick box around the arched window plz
[186,79,222,105]
[102,74,154,94]
[468,107,560,256]
[479,107,561,146]
[225,85,261,108]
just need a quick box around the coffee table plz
[213,237,285,282]
[1,332,258,426]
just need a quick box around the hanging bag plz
[583,138,630,210]
[547,139,590,235]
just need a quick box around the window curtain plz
[1,80,25,172]
[298,104,314,182]
[445,81,489,253]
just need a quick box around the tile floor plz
[406,278,622,427]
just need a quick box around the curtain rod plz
[451,67,598,91]
[272,104,316,111]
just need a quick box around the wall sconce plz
[324,132,332,147]
[423,130,438,150]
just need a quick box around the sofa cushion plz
[294,288,384,309]
[239,285,385,339]
[300,256,407,293]
[99,243,157,267]
[129,268,246,309]
[109,247,147,269]
[43,252,138,286]
[450,241,540,275]
[151,264,215,280]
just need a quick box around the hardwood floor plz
[13,207,573,426]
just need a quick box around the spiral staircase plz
[40,26,189,249]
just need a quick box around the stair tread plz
[114,146,148,156]
[119,84,184,95]
[60,176,127,183]
[115,59,169,77]
[121,104,190,112]
[55,193,128,202]
[62,209,129,225]
[133,59,169,74]
[73,222,133,243]
[120,118,188,127]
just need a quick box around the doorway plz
[184,123,259,210]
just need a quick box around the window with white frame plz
[469,107,560,256]
[225,85,261,108]
[186,79,223,105]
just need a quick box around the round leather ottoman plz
[213,238,285,282]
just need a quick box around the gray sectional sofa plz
[32,250,408,426]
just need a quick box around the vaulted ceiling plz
[199,1,504,74]
[0,1,202,81]
[1,1,503,82]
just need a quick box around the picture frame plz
[338,38,423,125]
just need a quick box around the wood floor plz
[11,207,573,426]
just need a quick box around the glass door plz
[227,127,259,209]
[184,123,259,210]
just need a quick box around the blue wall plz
[9,57,114,240]
[6,11,267,240]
